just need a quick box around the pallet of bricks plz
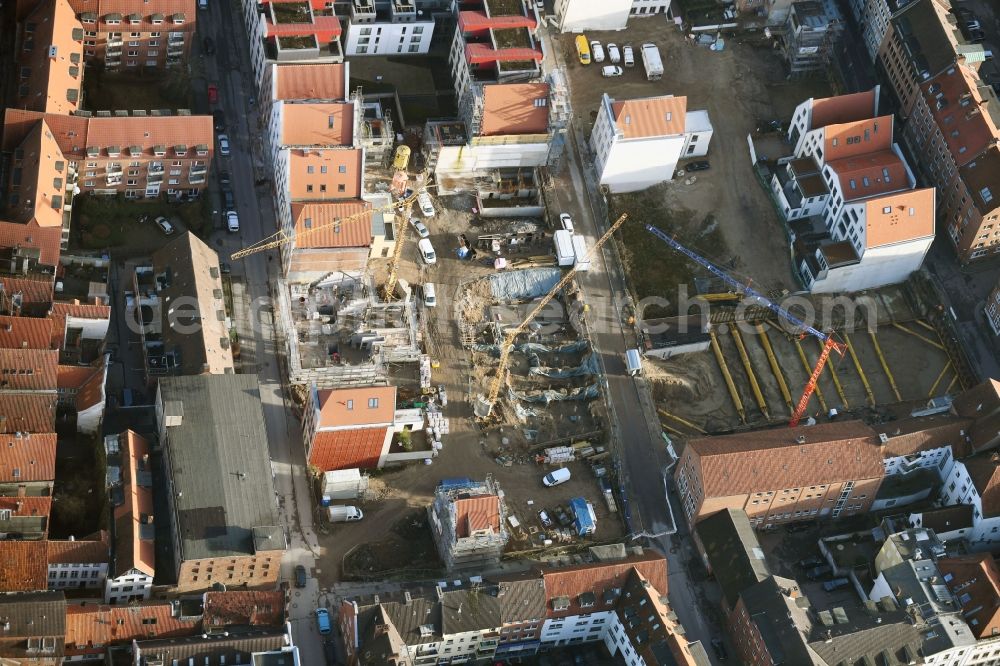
[427,405,449,454]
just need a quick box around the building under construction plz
[429,477,509,571]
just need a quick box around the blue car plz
[316,608,331,635]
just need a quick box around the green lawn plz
[71,195,212,252]
[82,68,193,111]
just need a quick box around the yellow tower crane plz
[476,213,629,421]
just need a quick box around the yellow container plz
[392,145,411,171]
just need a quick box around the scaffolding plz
[429,476,509,571]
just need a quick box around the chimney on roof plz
[404,591,412,606]
[796,435,806,444]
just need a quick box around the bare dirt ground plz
[559,19,832,295]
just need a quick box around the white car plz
[622,44,635,67]
[417,190,436,217]
[559,213,574,233]
[409,217,429,238]
[153,216,175,235]
[601,65,624,78]
[607,43,621,64]
[226,211,239,232]
[217,134,230,156]
[417,238,437,265]
[590,40,605,63]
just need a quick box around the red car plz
[208,83,218,104]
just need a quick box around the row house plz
[46,533,109,593]
[0,432,56,501]
[69,0,197,70]
[106,430,155,605]
[0,591,65,664]
[938,453,1000,551]
[14,0,85,116]
[448,0,543,120]
[674,420,885,529]
[64,602,200,662]
[774,89,934,292]
[590,93,712,194]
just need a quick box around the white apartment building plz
[590,93,712,194]
[554,0,631,31]
[342,0,434,55]
[630,0,671,16]
[939,455,1000,551]
[47,537,109,592]
[986,279,1000,335]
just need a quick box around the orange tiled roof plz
[203,590,287,628]
[611,95,687,139]
[922,63,998,169]
[57,364,94,388]
[0,275,56,308]
[0,220,63,267]
[809,88,878,129]
[963,455,1000,518]
[273,63,347,101]
[291,200,371,249]
[541,551,668,619]
[877,415,973,459]
[84,116,213,158]
[65,602,199,656]
[480,83,550,137]
[308,427,388,471]
[960,145,1000,217]
[50,300,110,349]
[114,431,155,578]
[684,420,884,498]
[317,385,396,427]
[0,432,56,482]
[66,0,198,32]
[823,116,893,162]
[74,363,106,411]
[828,149,908,202]
[0,314,56,349]
[937,555,1000,639]
[0,348,58,390]
[864,187,935,248]
[0,496,51,518]
[0,541,48,591]
[0,393,57,433]
[17,0,84,116]
[5,119,68,229]
[288,148,363,200]
[453,495,500,537]
[281,102,353,146]
[47,531,109,564]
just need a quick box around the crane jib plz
[643,224,829,342]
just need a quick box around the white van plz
[423,282,437,307]
[625,348,642,376]
[328,506,363,522]
[418,238,437,265]
[543,468,571,487]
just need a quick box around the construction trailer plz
[428,476,510,571]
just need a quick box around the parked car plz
[575,35,591,65]
[222,186,235,209]
[315,608,332,635]
[417,190,436,217]
[203,36,215,55]
[410,217,429,238]
[559,213,574,233]
[806,565,833,580]
[417,238,437,265]
[217,134,230,156]
[601,65,624,77]
[213,109,225,132]
[823,578,851,592]
[622,44,635,67]
[797,556,825,569]
[607,43,621,64]
[534,0,544,10]
[538,510,553,528]
[590,40,605,63]
[153,216,175,235]
[966,19,981,29]
[226,211,240,232]
[543,468,571,487]
[198,0,208,8]
[294,565,307,588]
[710,638,728,661]
[207,83,218,104]
[219,170,231,186]
[686,160,710,171]
[423,282,437,307]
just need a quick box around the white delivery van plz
[543,468,571,487]
[625,348,642,376]
[328,506,364,522]
[418,238,437,265]
[423,282,437,307]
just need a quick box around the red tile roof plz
[66,0,198,32]
[937,555,1000,639]
[308,427,388,471]
[64,602,199,657]
[611,95,687,139]
[877,415,973,459]
[0,496,52,518]
[0,276,55,308]
[0,541,48,591]
[921,63,998,169]
[50,301,110,349]
[4,119,67,229]
[457,10,537,31]
[291,201,371,249]
[0,432,56,482]
[0,348,58,390]
[281,102,353,146]
[809,89,878,129]
[316,385,396,427]
[864,188,935,248]
[114,431,155,578]
[824,116,894,162]
[288,148,363,200]
[453,495,500,537]
[0,314,56,350]
[682,420,885,499]
[541,551,668,619]
[964,455,1000,518]
[57,364,94,389]
[274,63,347,101]
[829,149,908,202]
[74,363,106,411]
[47,531,109,564]
[18,0,84,116]
[0,220,63,267]
[203,590,287,628]
[480,84,550,137]
[265,14,341,37]
[464,43,542,66]
[0,393,56,433]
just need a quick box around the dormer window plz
[104,12,122,24]
[151,13,164,24]
[174,145,187,156]
[172,12,185,23]
[153,145,166,157]
[195,144,208,156]
[107,145,120,157]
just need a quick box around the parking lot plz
[557,18,833,295]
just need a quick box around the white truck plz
[571,234,590,271]
[554,229,575,267]
[321,468,368,500]
[641,43,663,80]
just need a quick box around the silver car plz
[607,43,621,64]
[409,217,429,238]
[417,190,436,217]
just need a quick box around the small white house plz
[47,534,109,593]
[342,19,434,56]
[591,93,712,194]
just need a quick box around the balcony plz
[106,175,123,186]
[188,174,206,185]
[168,33,185,44]
[148,163,164,174]
[351,0,376,21]
[190,164,207,175]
